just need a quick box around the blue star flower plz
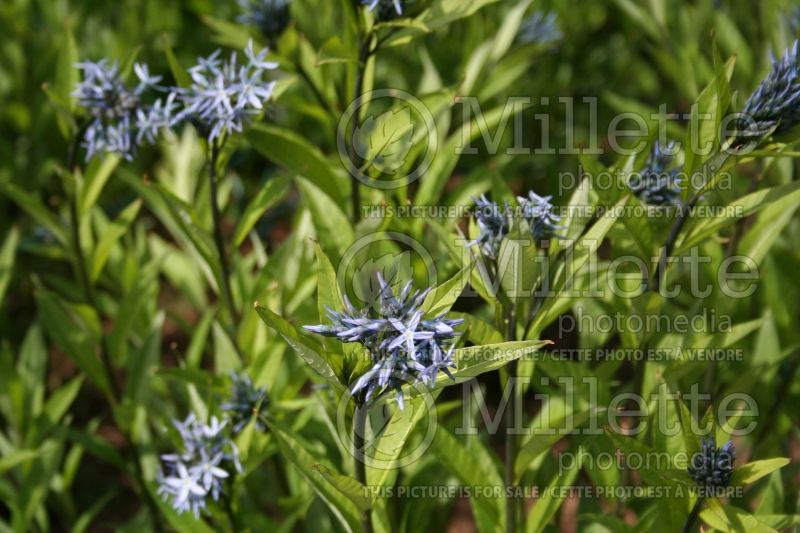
[517,191,565,242]
[628,141,683,206]
[237,0,292,40]
[740,41,800,137]
[518,11,563,46]
[362,0,404,21]
[471,195,512,260]
[688,436,736,489]
[171,40,278,142]
[305,274,462,407]
[72,60,172,160]
[221,372,270,433]
[158,414,241,516]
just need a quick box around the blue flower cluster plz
[471,191,564,261]
[740,41,800,137]
[221,372,270,433]
[362,0,404,21]
[688,436,736,489]
[72,61,174,161]
[174,41,279,142]
[158,415,242,517]
[518,11,563,46]
[628,141,683,206]
[237,0,292,40]
[472,195,511,260]
[517,191,565,241]
[74,40,278,160]
[305,274,462,408]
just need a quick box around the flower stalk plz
[503,303,519,533]
[680,499,703,533]
[208,141,240,335]
[353,401,374,533]
[64,126,162,529]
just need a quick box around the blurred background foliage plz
[1,0,799,531]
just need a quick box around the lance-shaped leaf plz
[268,420,362,532]
[353,107,415,175]
[515,407,605,482]
[731,458,790,487]
[313,464,373,512]
[432,429,505,533]
[404,340,551,395]
[525,445,585,533]
[255,304,345,391]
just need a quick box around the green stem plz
[65,130,163,530]
[353,403,374,533]
[348,36,372,225]
[207,141,240,336]
[222,492,240,533]
[681,499,703,533]
[504,303,518,533]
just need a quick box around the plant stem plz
[653,199,693,292]
[65,130,163,530]
[654,152,733,292]
[681,499,703,533]
[347,35,373,225]
[66,124,121,402]
[353,403,374,533]
[222,492,240,533]
[504,303,518,533]
[208,141,240,335]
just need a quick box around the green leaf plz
[298,177,354,261]
[313,464,373,512]
[233,175,290,247]
[700,502,778,533]
[497,225,538,301]
[54,25,78,113]
[678,181,800,254]
[525,446,585,533]
[124,312,164,403]
[675,392,701,458]
[490,0,534,62]
[0,180,67,245]
[387,0,501,46]
[212,320,241,374]
[161,35,192,88]
[78,155,121,218]
[17,324,47,423]
[35,287,109,394]
[514,408,602,482]
[418,340,551,393]
[421,267,469,316]
[365,389,442,488]
[59,426,126,470]
[108,258,161,365]
[432,430,504,533]
[90,198,142,281]
[315,242,346,315]
[0,227,19,307]
[42,376,84,424]
[254,304,344,391]
[0,450,39,475]
[269,420,362,532]
[731,458,790,487]
[353,107,415,175]
[157,367,224,390]
[247,124,346,205]
[529,197,625,334]
[318,36,358,65]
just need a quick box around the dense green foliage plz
[0,0,798,531]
